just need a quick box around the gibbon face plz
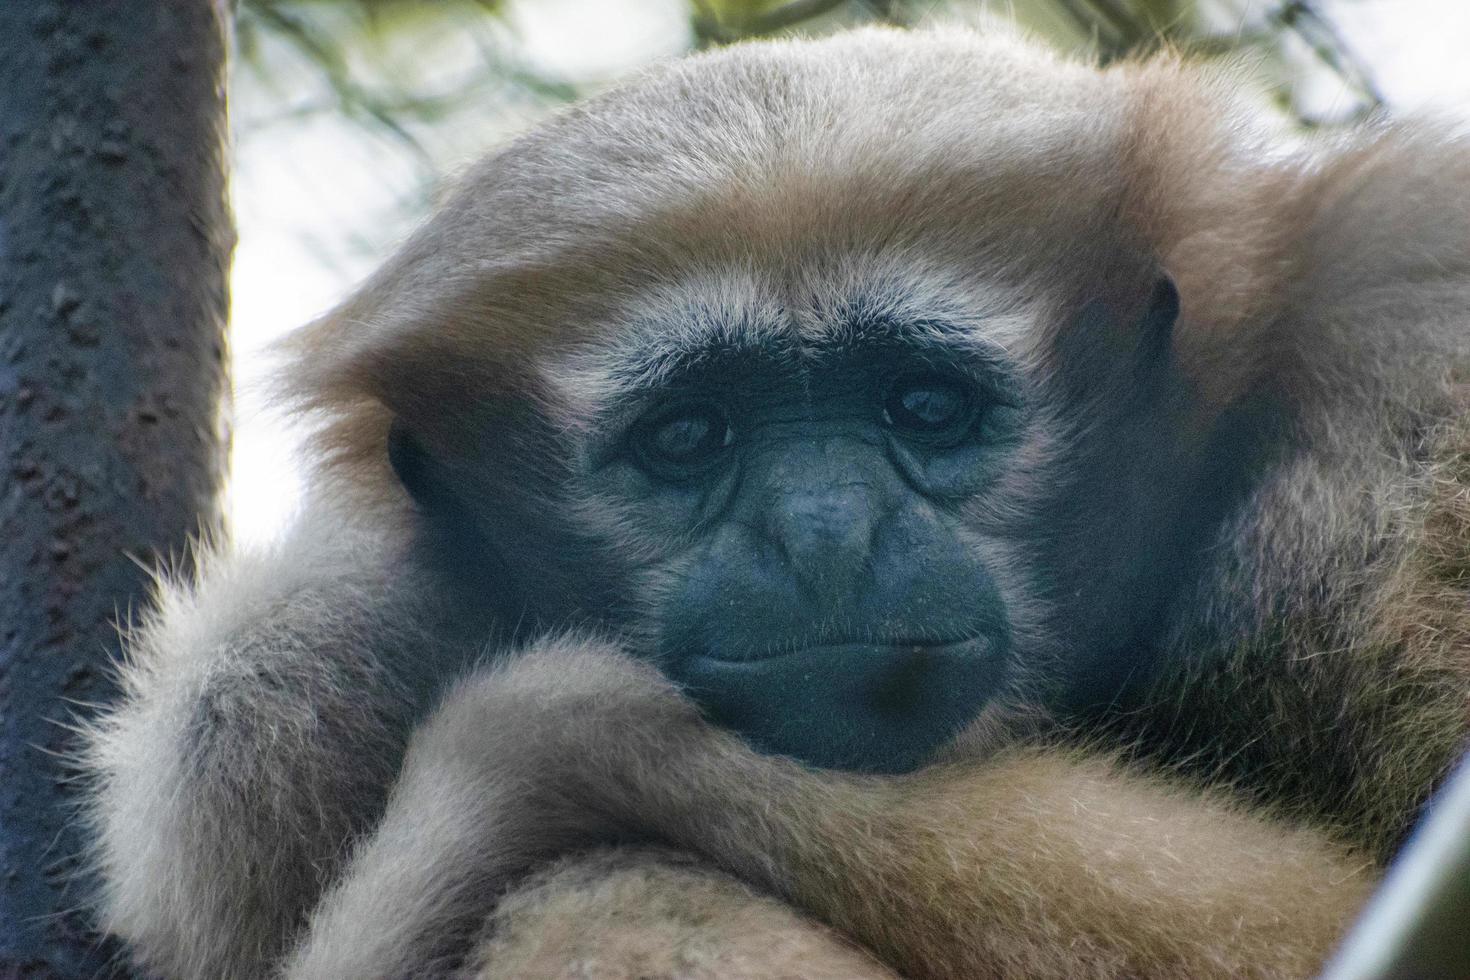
[389,253,1195,772]
[577,285,1029,771]
[350,30,1253,772]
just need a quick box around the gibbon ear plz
[1143,274,1180,341]
[1136,273,1180,364]
[387,416,452,511]
[1057,268,1181,396]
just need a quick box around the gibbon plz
[83,26,1470,980]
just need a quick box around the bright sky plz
[225,0,1470,546]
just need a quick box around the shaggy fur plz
[79,26,1469,980]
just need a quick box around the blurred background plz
[228,0,1470,544]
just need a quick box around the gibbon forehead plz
[451,27,1127,269]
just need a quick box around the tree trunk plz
[0,2,232,976]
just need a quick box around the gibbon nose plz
[770,482,878,596]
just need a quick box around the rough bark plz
[0,2,232,976]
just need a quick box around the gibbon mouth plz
[673,631,1011,772]
[692,634,1002,666]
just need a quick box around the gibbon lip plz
[696,634,999,665]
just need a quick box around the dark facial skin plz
[584,329,1026,773]
[390,281,1184,775]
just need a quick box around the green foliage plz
[236,0,575,171]
[238,0,1383,141]
[226,0,1387,287]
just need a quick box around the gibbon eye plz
[633,402,734,477]
[883,373,975,439]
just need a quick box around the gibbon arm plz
[461,847,900,979]
[286,640,1376,980]
[82,502,477,980]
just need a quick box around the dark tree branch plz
[693,0,853,45]
[0,2,232,974]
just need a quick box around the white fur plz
[79,24,1470,980]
